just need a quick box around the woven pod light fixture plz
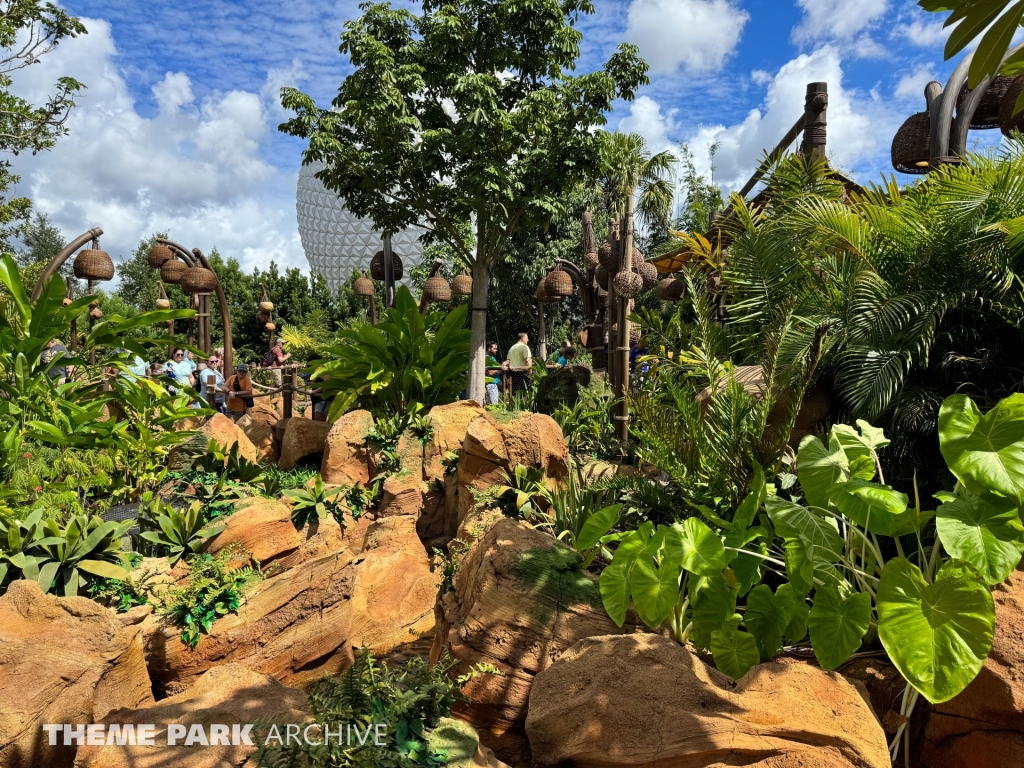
[545,268,574,299]
[636,259,658,289]
[1000,75,1024,137]
[535,278,556,303]
[957,75,1015,129]
[656,277,685,302]
[265,322,276,332]
[147,245,173,269]
[595,264,610,290]
[161,258,186,285]
[370,249,404,281]
[451,270,473,297]
[180,266,219,295]
[891,112,931,174]
[73,246,115,282]
[597,242,618,271]
[354,271,374,297]
[583,251,599,271]
[423,275,452,303]
[612,270,643,299]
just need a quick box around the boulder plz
[431,518,641,735]
[348,515,437,661]
[143,549,357,695]
[423,401,487,483]
[525,633,891,768]
[278,419,331,471]
[379,433,426,518]
[0,581,154,768]
[235,414,278,464]
[535,365,591,415]
[200,497,302,568]
[195,413,259,463]
[918,567,1024,768]
[456,412,569,521]
[73,663,309,768]
[321,409,374,485]
[249,396,283,427]
[427,718,511,768]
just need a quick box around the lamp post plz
[152,238,234,373]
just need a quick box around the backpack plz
[263,349,275,367]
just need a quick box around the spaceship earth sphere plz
[296,162,424,291]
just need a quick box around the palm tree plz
[723,147,1024,489]
[598,131,677,233]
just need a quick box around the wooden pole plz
[801,82,828,161]
[66,277,78,354]
[615,196,635,442]
[283,367,294,419]
[383,236,396,309]
[606,216,620,388]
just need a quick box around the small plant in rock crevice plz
[157,544,263,649]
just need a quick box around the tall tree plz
[598,132,676,234]
[1,2,86,249]
[279,0,648,402]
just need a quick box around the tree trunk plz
[467,256,490,405]
[537,299,547,362]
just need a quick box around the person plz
[41,338,71,384]
[505,333,532,393]
[196,354,226,412]
[268,339,291,386]
[484,341,502,406]
[149,363,165,379]
[185,350,198,375]
[553,341,576,367]
[222,363,255,420]
[165,348,195,389]
[114,349,148,383]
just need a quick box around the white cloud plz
[751,69,773,86]
[894,63,938,103]
[892,17,947,48]
[681,46,898,193]
[624,0,749,75]
[616,96,679,154]
[7,18,307,274]
[792,0,889,45]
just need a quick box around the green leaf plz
[936,489,1024,585]
[797,433,849,509]
[711,626,760,679]
[828,479,911,536]
[745,584,794,660]
[778,583,809,643]
[575,504,621,552]
[968,0,1024,88]
[939,393,1024,505]
[599,563,630,628]
[77,559,130,580]
[670,517,726,577]
[765,496,844,563]
[733,462,766,531]
[877,558,995,703]
[690,572,734,650]
[808,586,872,670]
[630,557,680,628]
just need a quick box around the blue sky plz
[8,0,1004,274]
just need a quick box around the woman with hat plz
[222,363,255,420]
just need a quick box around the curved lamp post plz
[155,238,234,374]
[30,227,104,303]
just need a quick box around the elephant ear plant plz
[591,392,1024,765]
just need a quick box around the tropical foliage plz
[313,286,471,421]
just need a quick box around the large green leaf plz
[711,626,760,679]
[599,563,630,628]
[575,504,621,552]
[765,496,844,563]
[629,557,680,629]
[690,572,734,650]
[828,479,910,536]
[744,584,794,660]
[808,586,872,670]
[877,558,995,703]
[935,489,1024,585]
[797,433,849,509]
[670,517,725,577]
[939,393,1024,505]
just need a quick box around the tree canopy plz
[279,0,649,401]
